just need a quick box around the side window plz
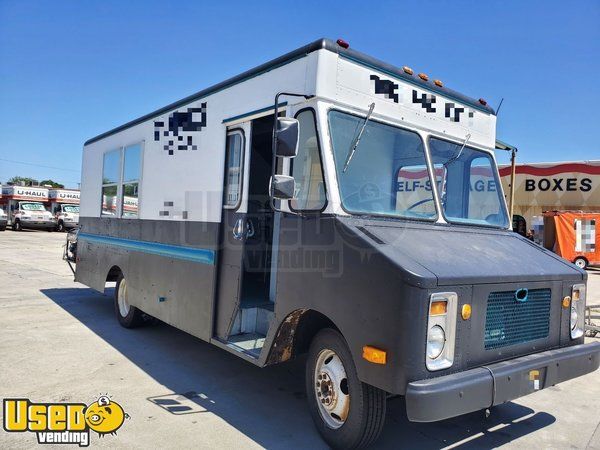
[102,150,120,216]
[223,131,244,208]
[101,143,142,218]
[122,144,141,218]
[290,110,326,211]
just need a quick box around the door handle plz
[233,218,253,240]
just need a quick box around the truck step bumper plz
[405,342,600,422]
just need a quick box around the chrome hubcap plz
[575,259,585,269]
[314,349,350,429]
[117,278,130,317]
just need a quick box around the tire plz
[306,328,386,449]
[12,220,22,231]
[574,257,588,270]
[57,221,65,232]
[114,273,145,328]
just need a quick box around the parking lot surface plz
[0,230,599,449]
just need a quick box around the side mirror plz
[270,175,295,200]
[275,118,299,158]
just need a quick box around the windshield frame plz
[327,107,440,223]
[426,134,510,229]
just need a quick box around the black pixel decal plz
[445,102,465,122]
[370,75,399,103]
[412,90,437,113]
[154,103,207,155]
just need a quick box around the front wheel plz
[114,274,145,328]
[12,220,22,231]
[574,257,588,270]
[57,221,65,232]
[306,329,386,449]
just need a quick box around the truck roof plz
[85,38,495,146]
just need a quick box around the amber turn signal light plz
[562,296,571,309]
[461,304,472,320]
[362,346,387,364]
[430,300,447,316]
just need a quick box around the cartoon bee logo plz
[84,395,128,436]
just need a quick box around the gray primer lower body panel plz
[75,217,220,341]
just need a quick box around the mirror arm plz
[270,92,315,213]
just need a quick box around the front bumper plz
[21,220,56,229]
[406,342,600,422]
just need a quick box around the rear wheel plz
[114,274,145,328]
[12,220,22,231]
[306,329,386,449]
[57,221,65,232]
[574,257,588,270]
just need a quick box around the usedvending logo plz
[3,395,128,446]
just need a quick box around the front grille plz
[484,288,551,350]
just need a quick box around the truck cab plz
[53,203,80,232]
[0,206,7,231]
[11,201,56,231]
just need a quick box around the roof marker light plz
[403,66,414,75]
[434,79,443,87]
[336,39,350,49]
[479,98,487,106]
[418,73,429,81]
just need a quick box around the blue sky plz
[0,0,598,188]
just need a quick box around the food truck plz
[72,38,600,448]
[0,185,55,231]
[538,211,600,269]
[48,189,80,231]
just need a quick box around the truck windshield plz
[429,138,509,228]
[21,203,46,211]
[328,110,437,219]
[63,205,79,213]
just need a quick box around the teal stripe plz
[78,233,215,265]
[223,102,288,124]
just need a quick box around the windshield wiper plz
[445,133,471,166]
[342,102,375,173]
[439,133,471,207]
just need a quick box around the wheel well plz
[574,256,588,263]
[106,265,122,283]
[266,309,339,365]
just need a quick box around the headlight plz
[570,284,586,339]
[427,325,445,359]
[570,307,578,331]
[426,292,457,371]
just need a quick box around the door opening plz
[215,115,277,357]
[241,115,275,308]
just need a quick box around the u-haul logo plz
[3,395,128,447]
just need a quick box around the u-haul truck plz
[1,185,55,231]
[0,187,7,231]
[73,38,599,448]
[49,189,80,231]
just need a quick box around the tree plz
[8,176,36,186]
[40,179,65,188]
